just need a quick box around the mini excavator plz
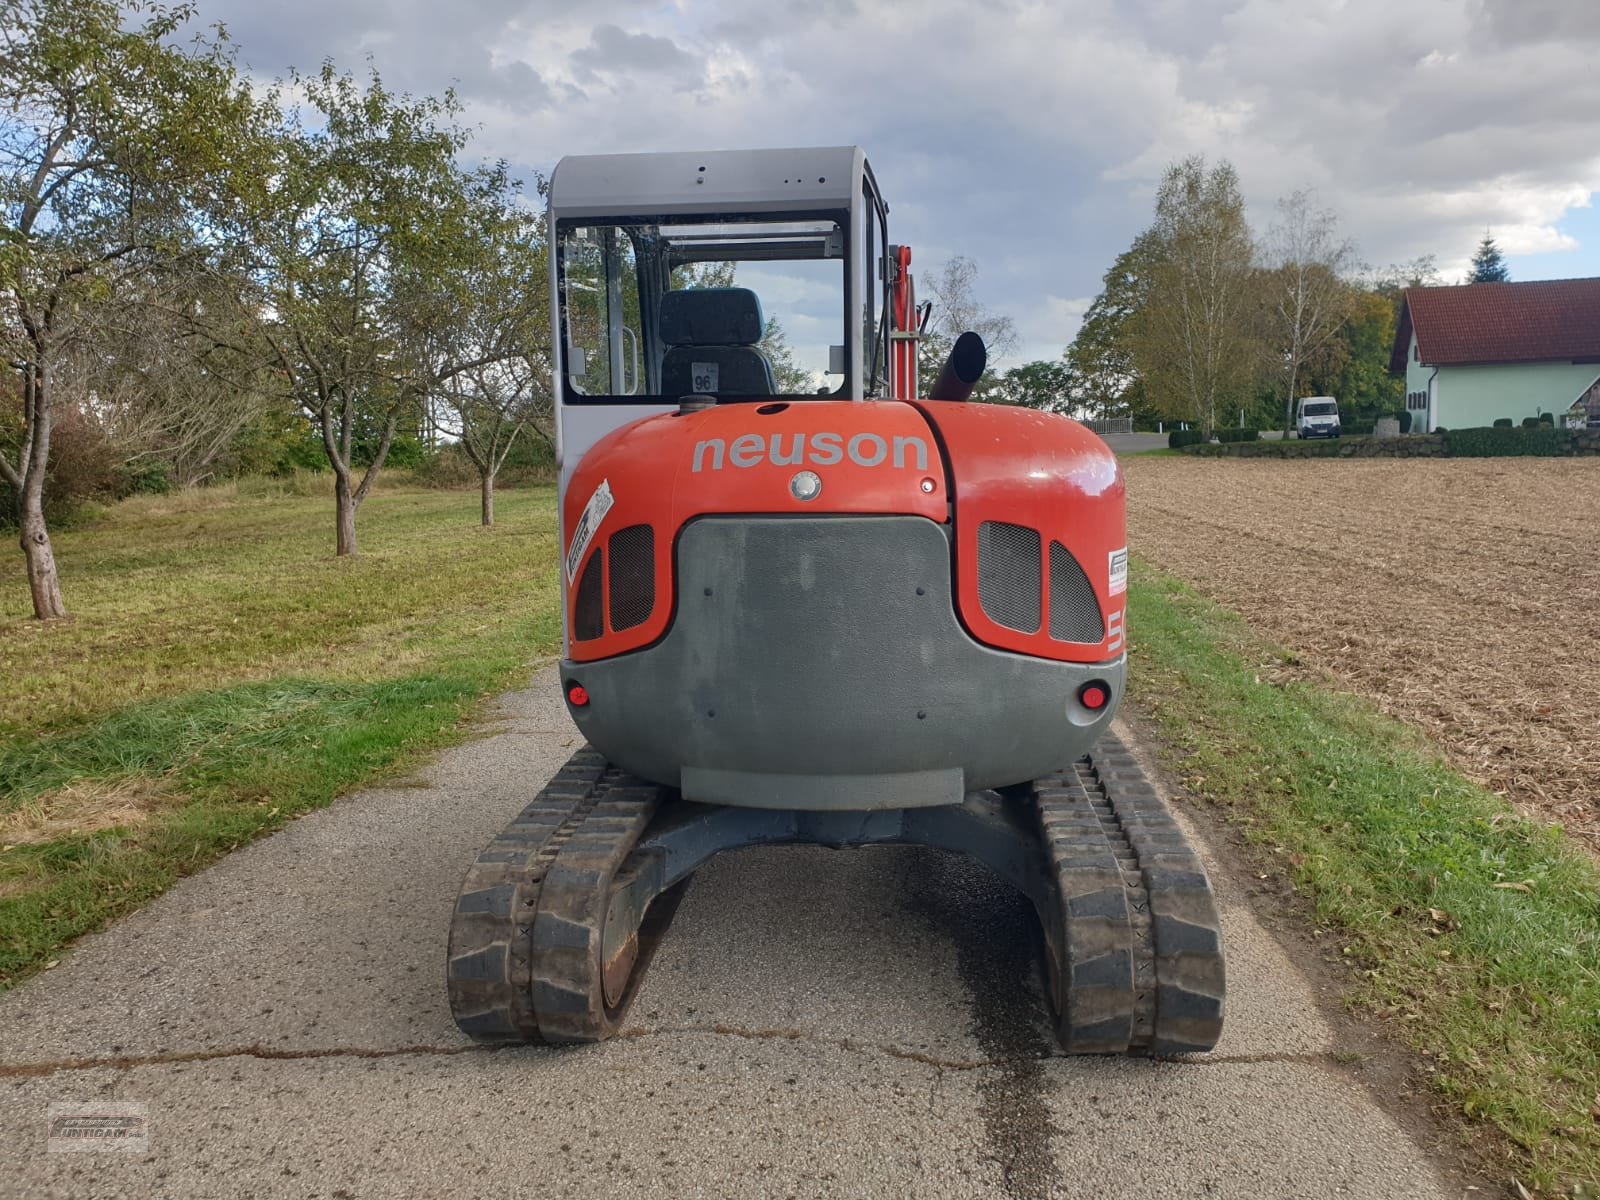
[447,148,1225,1053]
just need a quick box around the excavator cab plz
[447,146,1226,1055]
[550,147,893,489]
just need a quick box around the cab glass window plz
[557,214,848,404]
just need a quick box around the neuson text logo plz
[692,432,930,473]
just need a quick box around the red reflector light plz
[1079,683,1109,711]
[567,684,590,708]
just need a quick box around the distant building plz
[1389,277,1600,432]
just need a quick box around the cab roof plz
[549,146,867,220]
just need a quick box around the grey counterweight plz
[563,515,1124,811]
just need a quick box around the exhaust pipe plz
[926,331,987,402]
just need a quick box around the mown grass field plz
[0,477,561,985]
[1127,558,1600,1197]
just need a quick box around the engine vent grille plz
[1049,541,1106,643]
[976,521,1042,634]
[573,548,604,642]
[607,524,655,633]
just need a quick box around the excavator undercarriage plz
[448,736,1223,1054]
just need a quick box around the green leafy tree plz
[1067,235,1155,423]
[758,318,815,394]
[225,65,487,556]
[0,0,261,617]
[1125,156,1262,438]
[672,260,736,290]
[1330,289,1404,417]
[993,360,1074,412]
[1467,232,1509,283]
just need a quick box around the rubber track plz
[528,779,662,1042]
[1033,768,1139,1053]
[445,748,610,1043]
[1040,734,1225,1054]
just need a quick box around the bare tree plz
[917,255,1018,391]
[412,173,548,527]
[74,267,276,486]
[439,356,548,526]
[1126,156,1260,438]
[1265,190,1358,435]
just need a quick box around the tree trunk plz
[19,501,67,620]
[335,473,358,557]
[480,471,495,527]
[1282,367,1298,438]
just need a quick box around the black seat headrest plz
[659,288,765,347]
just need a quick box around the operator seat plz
[659,287,776,398]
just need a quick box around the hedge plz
[1214,427,1259,443]
[1440,425,1572,457]
[1177,426,1596,460]
[1168,429,1205,448]
[1494,417,1514,429]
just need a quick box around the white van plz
[1296,396,1341,439]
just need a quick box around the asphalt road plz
[1100,431,1170,456]
[0,667,1457,1199]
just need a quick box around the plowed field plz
[1124,456,1600,852]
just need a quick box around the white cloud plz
[1010,295,1093,369]
[199,0,1600,351]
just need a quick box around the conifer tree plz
[1467,232,1510,283]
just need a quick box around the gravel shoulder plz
[0,666,1459,1200]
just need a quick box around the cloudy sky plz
[201,0,1600,366]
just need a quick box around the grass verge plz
[1127,560,1600,1196]
[0,482,562,986]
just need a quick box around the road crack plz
[0,1024,1340,1084]
[0,1042,490,1081]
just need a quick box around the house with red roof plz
[1389,277,1600,432]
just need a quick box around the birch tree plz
[1126,157,1259,438]
[1265,190,1358,435]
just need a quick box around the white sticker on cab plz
[566,478,615,583]
[1108,547,1128,596]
